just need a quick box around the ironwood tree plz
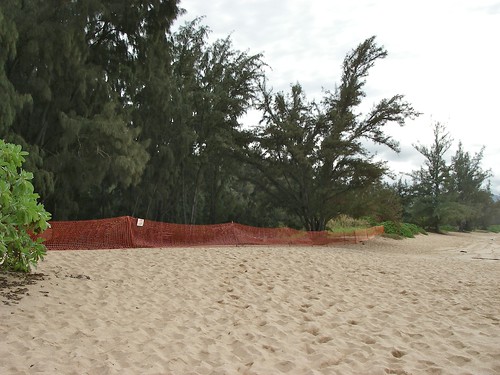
[1,0,182,219]
[125,19,265,224]
[409,123,492,231]
[410,122,453,231]
[244,37,418,231]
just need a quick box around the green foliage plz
[410,122,452,232]
[407,123,493,232]
[361,216,380,227]
[9,1,496,235]
[2,3,265,224]
[0,7,32,137]
[336,182,403,223]
[487,225,500,233]
[448,143,492,231]
[0,140,51,272]
[246,37,418,230]
[1,0,182,220]
[381,221,425,238]
[131,19,264,224]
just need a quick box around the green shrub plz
[0,140,51,272]
[381,220,398,235]
[487,225,500,233]
[361,216,379,227]
[398,223,414,238]
[381,221,426,238]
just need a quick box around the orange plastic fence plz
[38,216,384,250]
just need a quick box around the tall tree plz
[408,124,494,231]
[410,122,452,231]
[129,19,264,224]
[245,37,418,230]
[448,142,492,230]
[0,7,30,137]
[192,34,264,224]
[2,0,182,219]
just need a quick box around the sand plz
[1,231,499,375]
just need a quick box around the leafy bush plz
[487,225,500,233]
[361,216,379,227]
[381,221,426,238]
[0,140,51,272]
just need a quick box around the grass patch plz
[327,226,369,233]
[326,214,370,233]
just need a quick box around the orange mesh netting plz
[38,216,384,250]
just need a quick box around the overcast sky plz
[175,0,500,194]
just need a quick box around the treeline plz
[1,1,498,231]
[399,123,499,232]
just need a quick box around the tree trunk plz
[304,216,326,231]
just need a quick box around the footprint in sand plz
[391,349,406,358]
[262,344,276,353]
[448,355,471,366]
[317,336,333,344]
[451,340,466,349]
[362,337,376,345]
[305,326,320,336]
[320,358,342,368]
[276,360,295,373]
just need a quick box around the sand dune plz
[1,231,499,374]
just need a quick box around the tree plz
[245,37,418,230]
[339,181,403,223]
[394,176,415,223]
[408,123,493,232]
[0,140,51,272]
[448,142,492,230]
[0,7,31,137]
[128,19,264,224]
[410,122,452,231]
[1,0,182,219]
[484,199,500,228]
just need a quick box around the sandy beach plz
[1,231,499,374]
